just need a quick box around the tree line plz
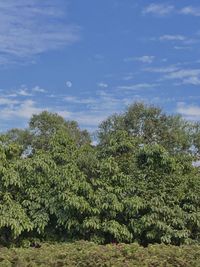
[0,102,200,246]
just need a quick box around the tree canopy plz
[0,103,200,247]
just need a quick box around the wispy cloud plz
[64,96,97,105]
[143,3,174,16]
[117,83,157,90]
[0,0,80,65]
[143,61,200,85]
[122,73,135,81]
[1,100,43,119]
[124,55,155,64]
[177,102,200,120]
[0,97,19,105]
[180,6,200,17]
[17,89,32,96]
[62,90,142,128]
[144,64,200,86]
[159,35,186,41]
[149,34,197,47]
[69,113,108,128]
[145,65,180,73]
[143,4,200,18]
[164,69,200,85]
[181,76,200,85]
[32,86,47,93]
[174,46,192,50]
[97,82,108,88]
[7,85,47,97]
[0,98,72,129]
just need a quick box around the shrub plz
[0,242,200,267]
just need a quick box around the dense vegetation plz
[1,241,200,267]
[1,102,200,247]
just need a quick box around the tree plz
[0,103,200,247]
[29,111,91,152]
[98,102,194,155]
[0,144,33,245]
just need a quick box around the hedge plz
[0,241,200,266]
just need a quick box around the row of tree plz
[0,103,200,246]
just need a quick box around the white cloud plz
[62,90,144,128]
[180,6,200,16]
[117,83,156,90]
[93,54,105,62]
[0,86,134,129]
[0,0,80,65]
[0,98,71,122]
[143,3,174,16]
[0,85,172,130]
[56,110,71,118]
[182,76,200,85]
[70,113,108,127]
[174,46,192,50]
[177,102,200,120]
[1,100,43,119]
[125,55,155,64]
[32,86,46,93]
[149,67,200,86]
[165,69,200,79]
[159,35,186,41]
[17,89,32,96]
[64,96,97,104]
[145,65,200,86]
[122,73,134,81]
[6,93,18,98]
[97,82,108,88]
[0,98,19,105]
[145,65,180,73]
[2,85,47,100]
[148,35,196,49]
[143,4,200,18]
[60,94,119,128]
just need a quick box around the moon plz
[66,81,72,88]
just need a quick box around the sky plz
[0,0,200,132]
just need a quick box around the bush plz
[0,241,200,267]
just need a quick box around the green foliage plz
[0,103,200,247]
[0,242,200,266]
[29,111,91,151]
[98,102,194,155]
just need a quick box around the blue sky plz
[0,0,200,132]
